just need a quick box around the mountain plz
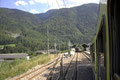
[35,9,57,20]
[0,3,99,53]
[0,8,41,33]
[35,3,99,43]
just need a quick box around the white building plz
[70,48,75,55]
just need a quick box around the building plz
[35,49,58,55]
[0,53,29,61]
[70,48,75,55]
[35,50,47,55]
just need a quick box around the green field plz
[0,44,16,48]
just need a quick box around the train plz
[90,0,120,80]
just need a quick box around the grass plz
[60,50,69,53]
[0,45,4,48]
[0,54,55,80]
[0,44,16,48]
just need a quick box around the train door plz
[109,0,120,79]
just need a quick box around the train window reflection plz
[96,19,106,80]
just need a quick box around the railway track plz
[49,52,92,80]
[77,52,94,80]
[82,52,91,61]
[59,52,91,80]
[11,55,63,80]
[56,53,77,80]
[11,52,92,80]
[29,56,63,80]
[47,55,63,80]
[63,53,77,80]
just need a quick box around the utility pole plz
[68,40,71,50]
[59,40,61,54]
[47,25,50,55]
[54,36,58,55]
[68,40,71,56]
[54,42,57,55]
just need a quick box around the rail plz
[47,55,63,80]
[82,52,91,61]
[72,53,78,80]
[14,55,61,80]
[57,53,77,80]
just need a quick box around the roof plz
[0,53,28,59]
[36,49,58,53]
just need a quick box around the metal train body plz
[90,0,120,80]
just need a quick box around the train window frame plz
[96,15,107,80]
[97,16,107,67]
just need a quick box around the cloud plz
[29,0,35,5]
[67,0,99,7]
[34,0,47,4]
[68,0,99,3]
[15,0,28,6]
[59,0,99,8]
[35,0,99,12]
[30,9,40,14]
[34,0,64,10]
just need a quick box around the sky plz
[0,0,99,14]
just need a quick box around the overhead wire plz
[46,0,50,9]
[55,0,60,9]
[62,0,67,7]
[13,0,28,12]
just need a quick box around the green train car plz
[90,0,120,80]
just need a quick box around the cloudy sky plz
[0,0,99,14]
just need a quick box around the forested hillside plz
[36,3,98,43]
[0,3,99,54]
